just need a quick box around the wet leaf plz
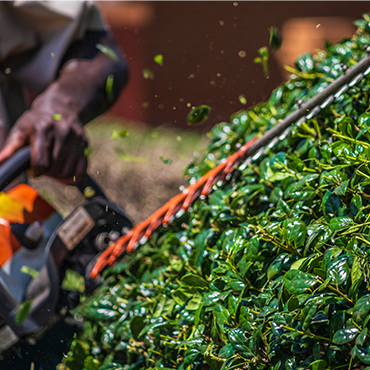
[291,272,317,290]
[327,256,349,285]
[328,216,353,230]
[333,327,359,345]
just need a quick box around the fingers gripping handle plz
[0,146,101,197]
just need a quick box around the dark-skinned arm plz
[0,31,128,183]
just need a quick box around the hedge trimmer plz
[0,49,370,354]
[90,49,370,278]
[0,151,131,354]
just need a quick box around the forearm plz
[30,34,128,124]
[0,32,128,180]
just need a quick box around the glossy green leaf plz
[284,218,307,247]
[309,360,328,370]
[322,191,342,220]
[356,328,368,346]
[328,216,353,230]
[300,302,317,330]
[333,327,359,344]
[219,343,235,358]
[291,272,317,290]
[352,257,362,283]
[356,345,370,365]
[354,295,370,324]
[327,256,349,285]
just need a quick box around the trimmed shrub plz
[62,14,370,370]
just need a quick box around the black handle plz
[0,146,106,198]
[0,146,31,191]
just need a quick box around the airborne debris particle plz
[154,54,164,66]
[187,105,211,126]
[238,94,247,105]
[111,129,129,140]
[238,50,246,58]
[219,20,225,26]
[316,23,321,28]
[96,43,118,60]
[269,26,282,51]
[160,156,172,165]
[52,113,62,121]
[142,69,154,79]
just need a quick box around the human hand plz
[0,108,88,183]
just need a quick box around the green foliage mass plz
[62,14,370,370]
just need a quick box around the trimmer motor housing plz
[0,148,131,354]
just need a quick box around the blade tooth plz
[176,209,185,218]
[348,73,364,87]
[267,137,279,149]
[295,116,306,127]
[320,95,335,109]
[279,127,292,141]
[252,147,264,161]
[239,157,252,171]
[334,84,349,99]
[305,106,321,120]
[364,66,370,76]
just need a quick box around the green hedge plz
[61,14,370,370]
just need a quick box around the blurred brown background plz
[98,1,370,131]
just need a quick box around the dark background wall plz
[99,1,370,132]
